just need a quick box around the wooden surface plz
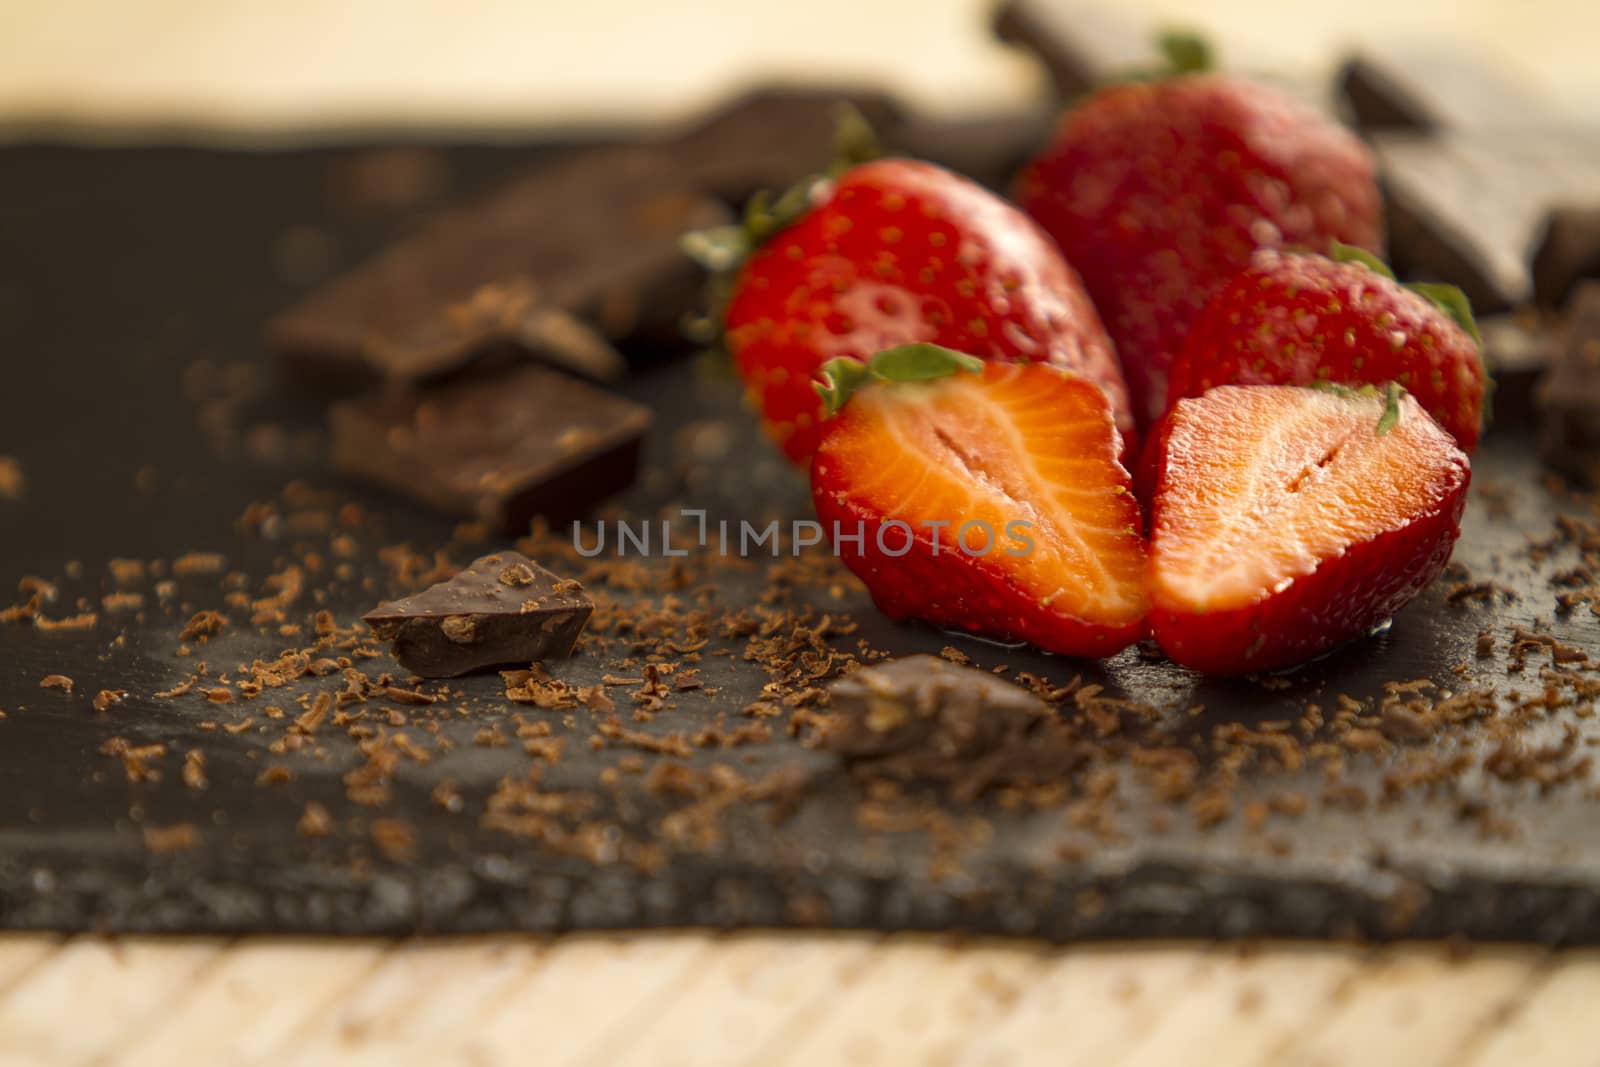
[2,0,1599,138]
[0,933,1593,1064]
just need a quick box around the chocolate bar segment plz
[1535,283,1600,487]
[1532,206,1600,309]
[993,0,1159,99]
[364,551,592,677]
[1375,130,1600,313]
[329,366,651,534]
[825,655,1106,802]
[273,146,728,386]
[1338,45,1552,132]
[660,87,905,205]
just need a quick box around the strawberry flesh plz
[811,361,1148,657]
[1148,385,1469,674]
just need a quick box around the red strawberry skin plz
[1166,251,1485,452]
[1147,385,1469,674]
[1017,74,1384,428]
[811,361,1148,658]
[726,159,1133,464]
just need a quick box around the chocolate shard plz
[993,0,1159,99]
[825,656,1097,802]
[1478,313,1556,424]
[1535,282,1600,487]
[659,86,906,205]
[364,552,592,677]
[889,106,1058,191]
[272,146,728,386]
[1375,131,1600,314]
[994,1,1330,114]
[1338,45,1553,132]
[329,365,651,534]
[1532,207,1600,310]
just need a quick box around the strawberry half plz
[810,344,1149,657]
[1166,246,1487,452]
[1147,384,1470,674]
[691,151,1133,465]
[1017,72,1383,429]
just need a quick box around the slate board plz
[1,143,1598,943]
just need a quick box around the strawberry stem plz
[815,344,985,416]
[1308,380,1405,435]
[1157,30,1214,74]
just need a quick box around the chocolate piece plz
[1478,312,1556,424]
[364,551,592,677]
[993,0,1158,98]
[1338,45,1551,132]
[660,87,906,205]
[825,656,1096,802]
[1532,207,1600,309]
[890,106,1058,191]
[329,366,651,534]
[995,1,1330,116]
[272,146,728,385]
[1375,131,1600,313]
[1535,282,1600,486]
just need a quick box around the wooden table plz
[0,933,1592,1064]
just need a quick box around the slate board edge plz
[6,850,1599,944]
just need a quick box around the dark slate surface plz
[1,143,1598,942]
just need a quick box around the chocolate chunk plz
[1338,45,1552,132]
[272,146,728,386]
[363,551,592,677]
[1375,131,1600,313]
[825,656,1098,802]
[993,0,1159,98]
[994,1,1328,113]
[1478,313,1556,424]
[1532,207,1600,309]
[660,87,906,205]
[1535,282,1600,486]
[890,106,1058,191]
[329,365,651,534]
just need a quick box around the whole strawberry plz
[1166,247,1486,452]
[1146,383,1469,674]
[1017,72,1384,427]
[811,345,1149,658]
[696,157,1133,464]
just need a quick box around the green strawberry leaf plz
[815,358,874,417]
[1328,241,1397,280]
[1406,281,1483,346]
[1376,381,1404,436]
[1157,30,1214,74]
[1308,380,1405,436]
[814,344,985,416]
[680,225,751,273]
[830,102,883,176]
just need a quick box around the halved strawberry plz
[810,344,1149,657]
[1147,384,1470,674]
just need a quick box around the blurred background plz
[1,0,1597,140]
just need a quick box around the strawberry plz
[1166,247,1486,452]
[690,154,1133,464]
[1146,383,1470,674]
[1017,72,1384,428]
[810,344,1149,657]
